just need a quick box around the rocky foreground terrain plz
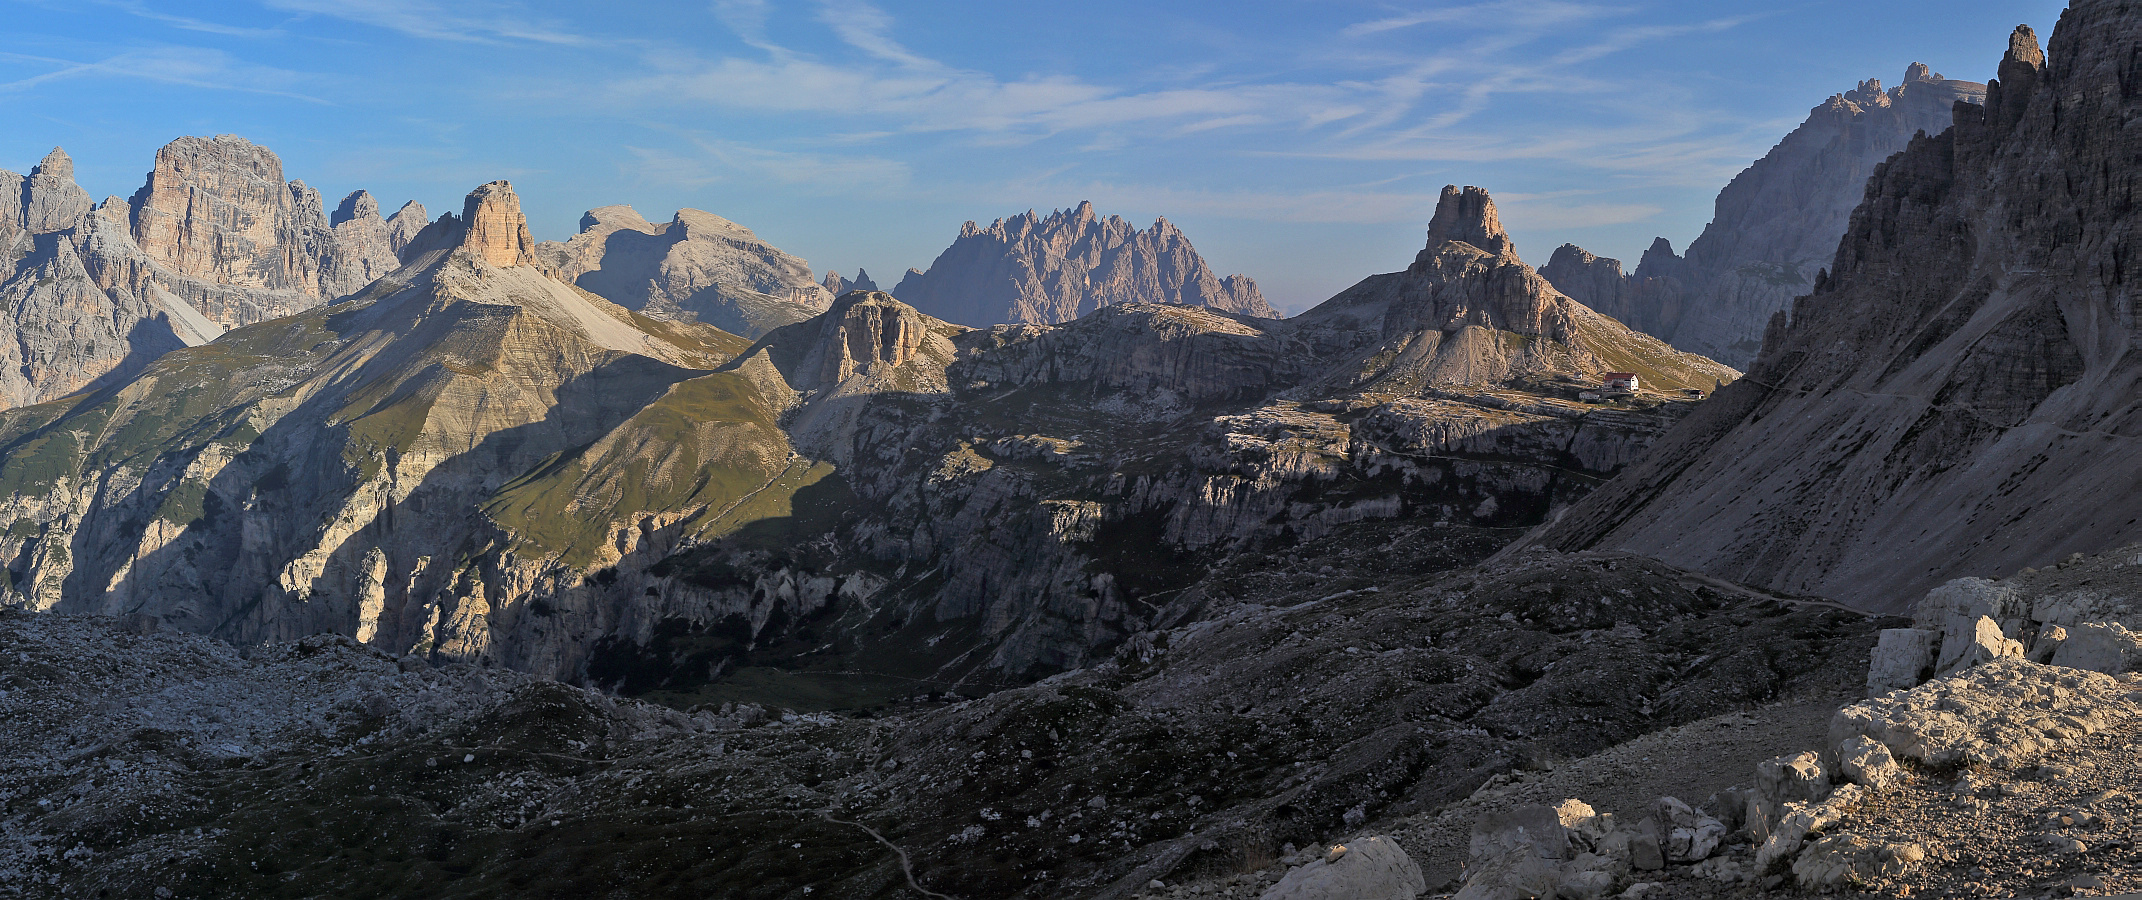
[0,534,1882,899]
[892,202,1278,326]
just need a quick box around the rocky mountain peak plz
[1989,25,2046,133]
[32,147,73,180]
[822,268,880,296]
[459,181,538,268]
[1527,1,2142,610]
[896,202,1277,325]
[1421,185,1514,260]
[332,190,381,226]
[1542,67,1985,368]
[386,201,429,256]
[20,146,92,234]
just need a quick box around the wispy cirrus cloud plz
[257,0,589,45]
[0,46,325,101]
[1343,1,1631,37]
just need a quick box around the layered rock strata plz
[894,201,1278,325]
[0,136,422,409]
[540,204,832,338]
[1542,66,1986,368]
[0,182,1738,690]
[1523,14,2142,612]
[0,180,776,679]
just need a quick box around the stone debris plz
[2051,621,2142,674]
[1832,659,2129,768]
[1257,836,1423,900]
[1865,627,1937,696]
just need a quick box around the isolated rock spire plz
[1422,185,1514,260]
[460,181,538,268]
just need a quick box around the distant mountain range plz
[891,201,1278,326]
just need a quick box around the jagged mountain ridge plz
[1543,65,1987,368]
[1522,12,2142,612]
[539,205,833,339]
[893,200,1279,326]
[0,182,1732,693]
[822,268,879,296]
[0,136,428,410]
[0,181,796,679]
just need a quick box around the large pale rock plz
[1260,836,1424,900]
[1830,659,2131,769]
[1866,628,1937,695]
[1522,19,2142,613]
[1835,736,1899,791]
[1753,784,1862,873]
[1939,616,2025,675]
[1747,751,1830,845]
[1791,835,1923,889]
[894,200,1278,326]
[2049,622,2142,674]
[1650,796,1725,863]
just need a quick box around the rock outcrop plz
[1292,186,1740,395]
[1542,66,1986,368]
[0,180,778,678]
[127,134,399,322]
[822,268,878,296]
[0,136,424,409]
[0,180,1748,698]
[893,201,1278,325]
[1522,15,2142,612]
[539,204,832,338]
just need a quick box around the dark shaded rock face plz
[893,201,1279,326]
[1524,11,2142,613]
[0,544,1881,899]
[1543,67,1986,369]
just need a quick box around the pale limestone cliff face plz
[324,191,403,292]
[21,149,92,235]
[540,205,831,339]
[1525,14,2142,612]
[385,201,430,256]
[893,200,1279,326]
[0,181,769,679]
[1543,67,1987,368]
[0,136,426,409]
[459,181,538,268]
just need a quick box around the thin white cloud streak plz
[92,1,287,38]
[258,0,588,45]
[624,137,912,192]
[0,47,326,102]
[1343,1,1631,37]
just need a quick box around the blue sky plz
[0,0,2068,312]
